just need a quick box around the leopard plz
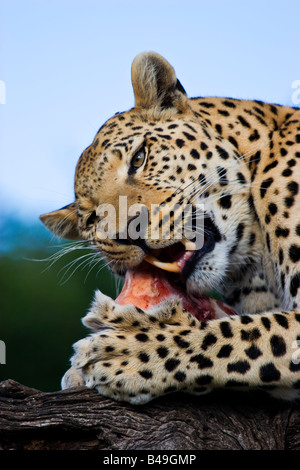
[40,52,300,404]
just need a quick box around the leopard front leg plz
[62,291,300,404]
[62,291,215,404]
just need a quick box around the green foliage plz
[0,243,121,391]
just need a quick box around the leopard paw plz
[69,290,198,404]
[61,366,85,389]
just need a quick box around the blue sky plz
[1,0,299,222]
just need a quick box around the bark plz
[0,379,300,450]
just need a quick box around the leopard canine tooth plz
[182,240,196,251]
[144,255,181,273]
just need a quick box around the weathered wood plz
[0,379,299,450]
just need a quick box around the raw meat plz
[116,264,236,322]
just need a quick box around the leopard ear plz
[39,202,80,240]
[131,52,187,112]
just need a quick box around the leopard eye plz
[129,147,146,172]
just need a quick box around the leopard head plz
[40,52,259,294]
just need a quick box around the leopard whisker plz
[58,252,103,285]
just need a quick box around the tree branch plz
[0,380,299,450]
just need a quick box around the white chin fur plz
[187,242,228,293]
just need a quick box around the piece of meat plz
[116,264,236,322]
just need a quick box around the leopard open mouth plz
[114,215,234,321]
[115,233,236,322]
[144,228,216,280]
[144,241,193,273]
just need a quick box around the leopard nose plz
[115,214,150,253]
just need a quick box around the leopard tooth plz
[182,240,196,251]
[144,255,181,273]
